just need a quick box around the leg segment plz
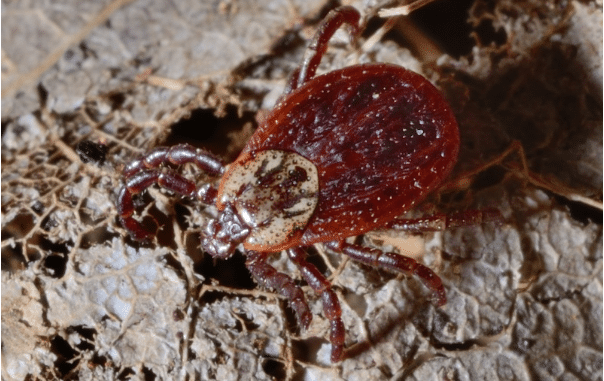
[287,247,345,362]
[245,251,312,330]
[122,143,224,178]
[386,208,503,233]
[117,144,225,241]
[284,6,361,94]
[325,241,446,307]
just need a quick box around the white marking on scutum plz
[220,150,320,249]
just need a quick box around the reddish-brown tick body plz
[224,63,459,251]
[117,6,497,363]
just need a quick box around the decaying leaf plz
[2,0,601,380]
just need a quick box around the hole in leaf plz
[555,195,603,226]
[43,254,67,278]
[291,337,325,363]
[262,358,287,379]
[117,367,135,380]
[67,325,97,351]
[142,366,157,381]
[474,19,507,46]
[408,0,475,58]
[76,140,108,165]
[80,227,117,249]
[195,251,255,290]
[234,311,261,330]
[164,105,256,160]
[107,92,126,110]
[50,335,79,377]
[1,241,27,272]
[4,212,35,238]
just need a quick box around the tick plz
[117,6,499,362]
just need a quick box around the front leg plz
[118,170,219,241]
[118,144,225,241]
[245,251,312,331]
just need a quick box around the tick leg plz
[325,241,446,307]
[387,208,503,233]
[118,169,219,241]
[285,6,361,94]
[287,247,345,363]
[118,144,224,241]
[122,143,224,178]
[245,251,313,332]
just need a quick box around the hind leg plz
[325,240,446,307]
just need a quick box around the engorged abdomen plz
[232,63,460,248]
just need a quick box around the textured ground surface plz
[2,0,602,380]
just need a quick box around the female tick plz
[117,6,498,362]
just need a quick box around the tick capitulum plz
[117,5,501,363]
